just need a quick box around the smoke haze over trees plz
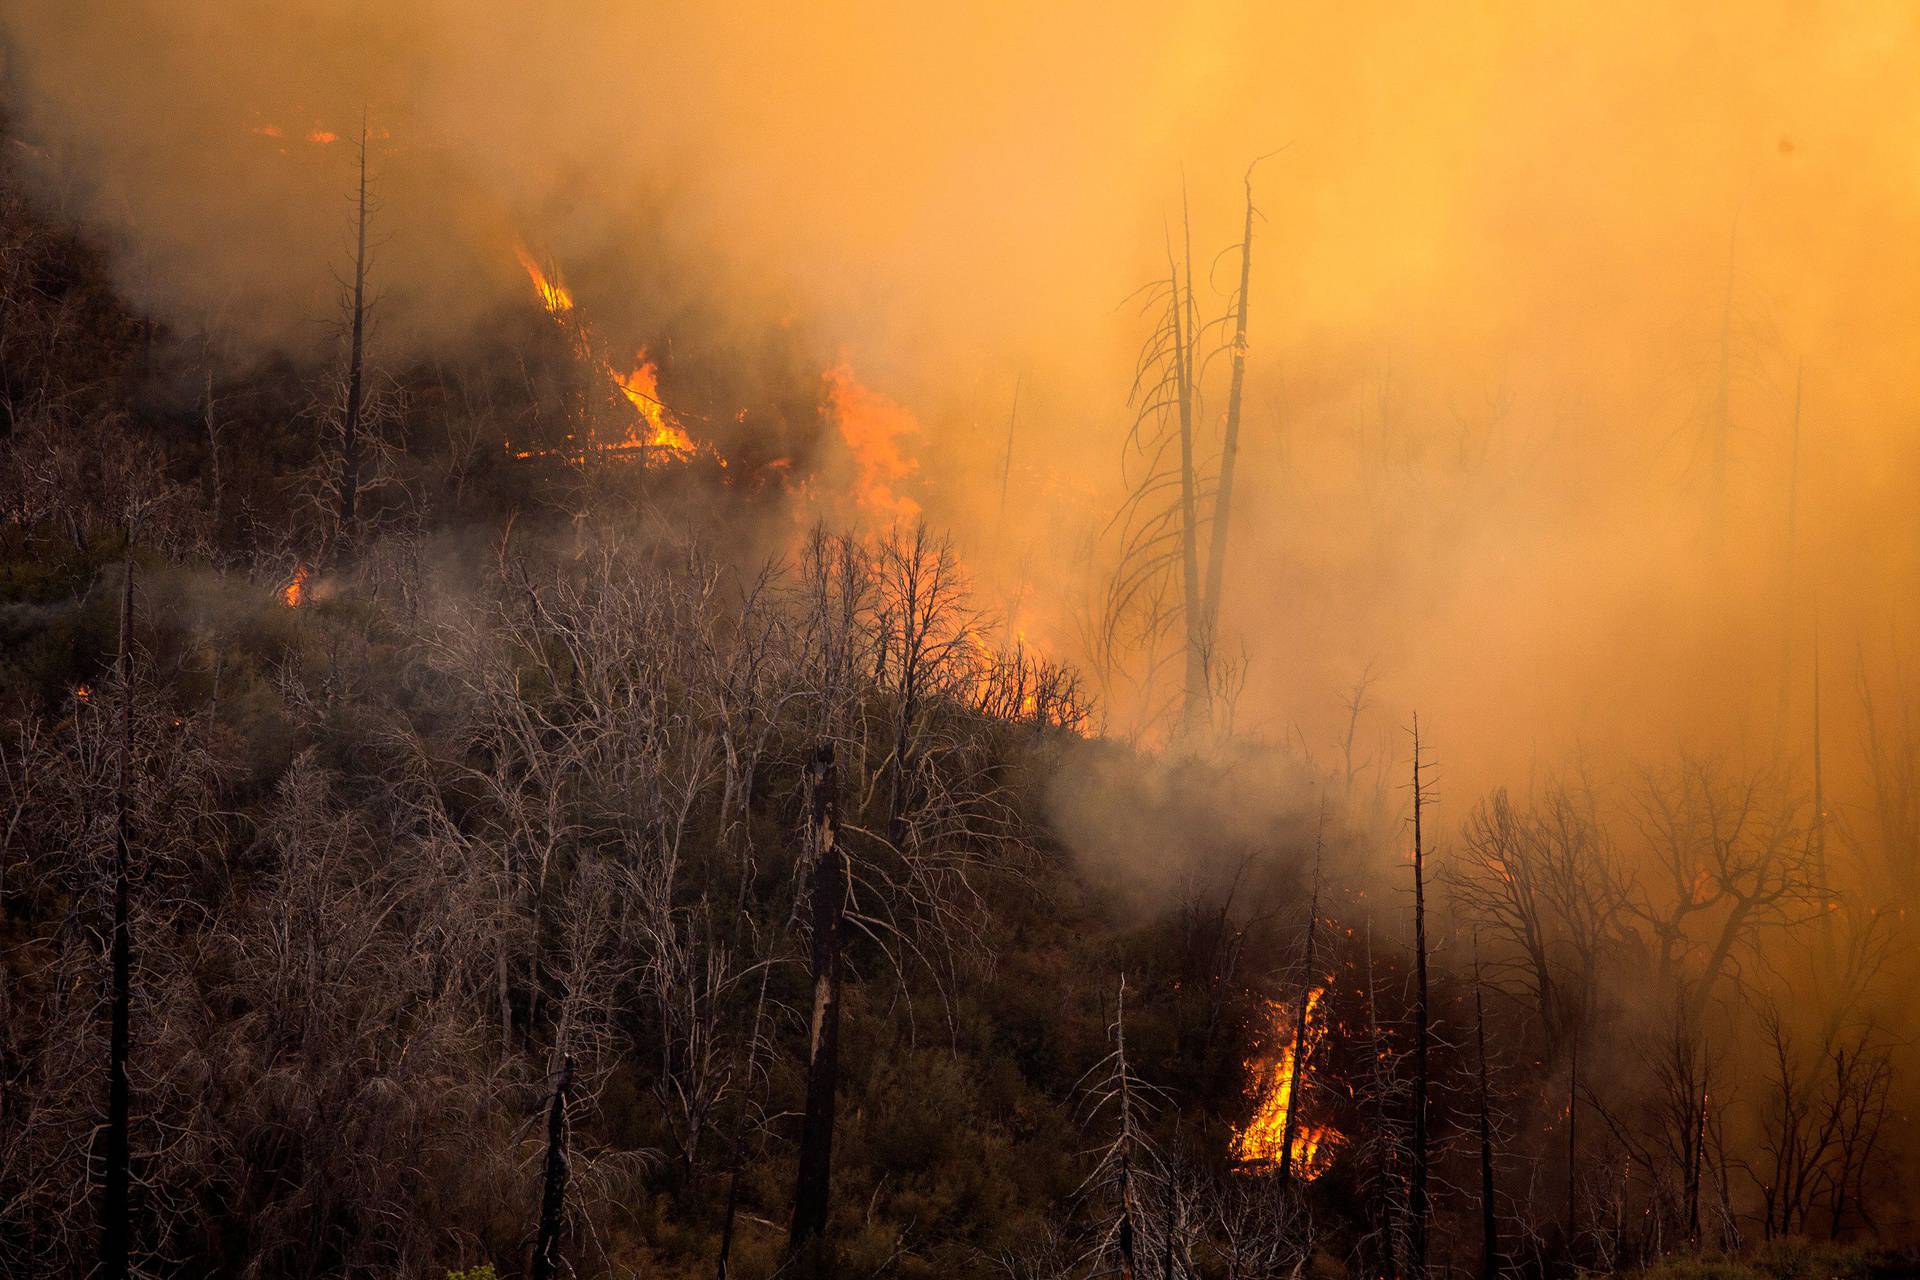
[0,4,1918,1278]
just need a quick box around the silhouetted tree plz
[787,744,843,1265]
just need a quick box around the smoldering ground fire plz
[1,3,1918,1279]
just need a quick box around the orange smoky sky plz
[6,0,1920,801]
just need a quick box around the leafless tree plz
[1451,779,1630,1057]
[786,744,843,1267]
[1625,758,1823,1021]
[1074,977,1159,1280]
[1409,716,1431,1280]
[529,1055,573,1280]
[1099,166,1269,739]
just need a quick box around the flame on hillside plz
[280,563,310,608]
[515,245,576,318]
[510,246,695,466]
[1231,987,1340,1179]
[821,363,921,521]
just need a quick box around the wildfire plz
[280,564,310,608]
[510,245,695,467]
[1231,987,1340,1179]
[611,356,697,457]
[515,245,576,318]
[821,363,922,521]
[73,684,92,704]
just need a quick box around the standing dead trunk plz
[1159,1170,1180,1280]
[1409,715,1431,1280]
[530,1055,574,1280]
[202,363,223,545]
[99,555,135,1280]
[715,963,772,1280]
[1687,1074,1708,1246]
[787,745,843,1264]
[1199,160,1260,667]
[1278,817,1323,1185]
[335,118,369,560]
[1565,1030,1579,1254]
[1168,215,1207,736]
[1474,950,1499,1280]
[1114,978,1142,1280]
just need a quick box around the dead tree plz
[1197,158,1268,673]
[873,526,974,849]
[1409,716,1431,1280]
[1102,173,1264,738]
[335,117,370,559]
[787,744,843,1262]
[1355,923,1410,1280]
[1473,947,1499,1280]
[530,1055,574,1280]
[1626,758,1822,1022]
[1079,977,1155,1280]
[715,963,772,1280]
[1167,209,1207,735]
[1277,815,1323,1186]
[1565,1031,1580,1252]
[98,554,135,1280]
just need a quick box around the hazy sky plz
[7,0,1919,798]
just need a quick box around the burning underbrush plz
[1232,987,1341,1179]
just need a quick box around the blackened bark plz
[530,1055,573,1280]
[1160,1173,1180,1280]
[787,744,843,1262]
[1410,716,1431,1280]
[1475,963,1499,1280]
[336,119,369,557]
[1199,161,1260,664]
[1278,821,1323,1186]
[715,964,772,1280]
[100,556,135,1280]
[1169,199,1207,736]
[1565,1031,1580,1262]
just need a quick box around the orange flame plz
[611,356,696,459]
[280,564,310,608]
[510,246,695,468]
[73,684,92,703]
[514,245,576,318]
[821,363,922,521]
[1231,987,1340,1178]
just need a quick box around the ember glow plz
[1231,988,1338,1179]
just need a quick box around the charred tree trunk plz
[335,119,369,560]
[1565,1030,1579,1256]
[1115,979,1142,1280]
[1169,195,1207,737]
[530,1055,574,1280]
[1160,1171,1180,1280]
[787,745,843,1265]
[1199,161,1260,666]
[1410,715,1431,1280]
[1687,1077,1708,1246]
[1278,820,1323,1186]
[99,555,135,1280]
[1475,953,1499,1280]
[202,364,223,547]
[715,963,772,1280]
